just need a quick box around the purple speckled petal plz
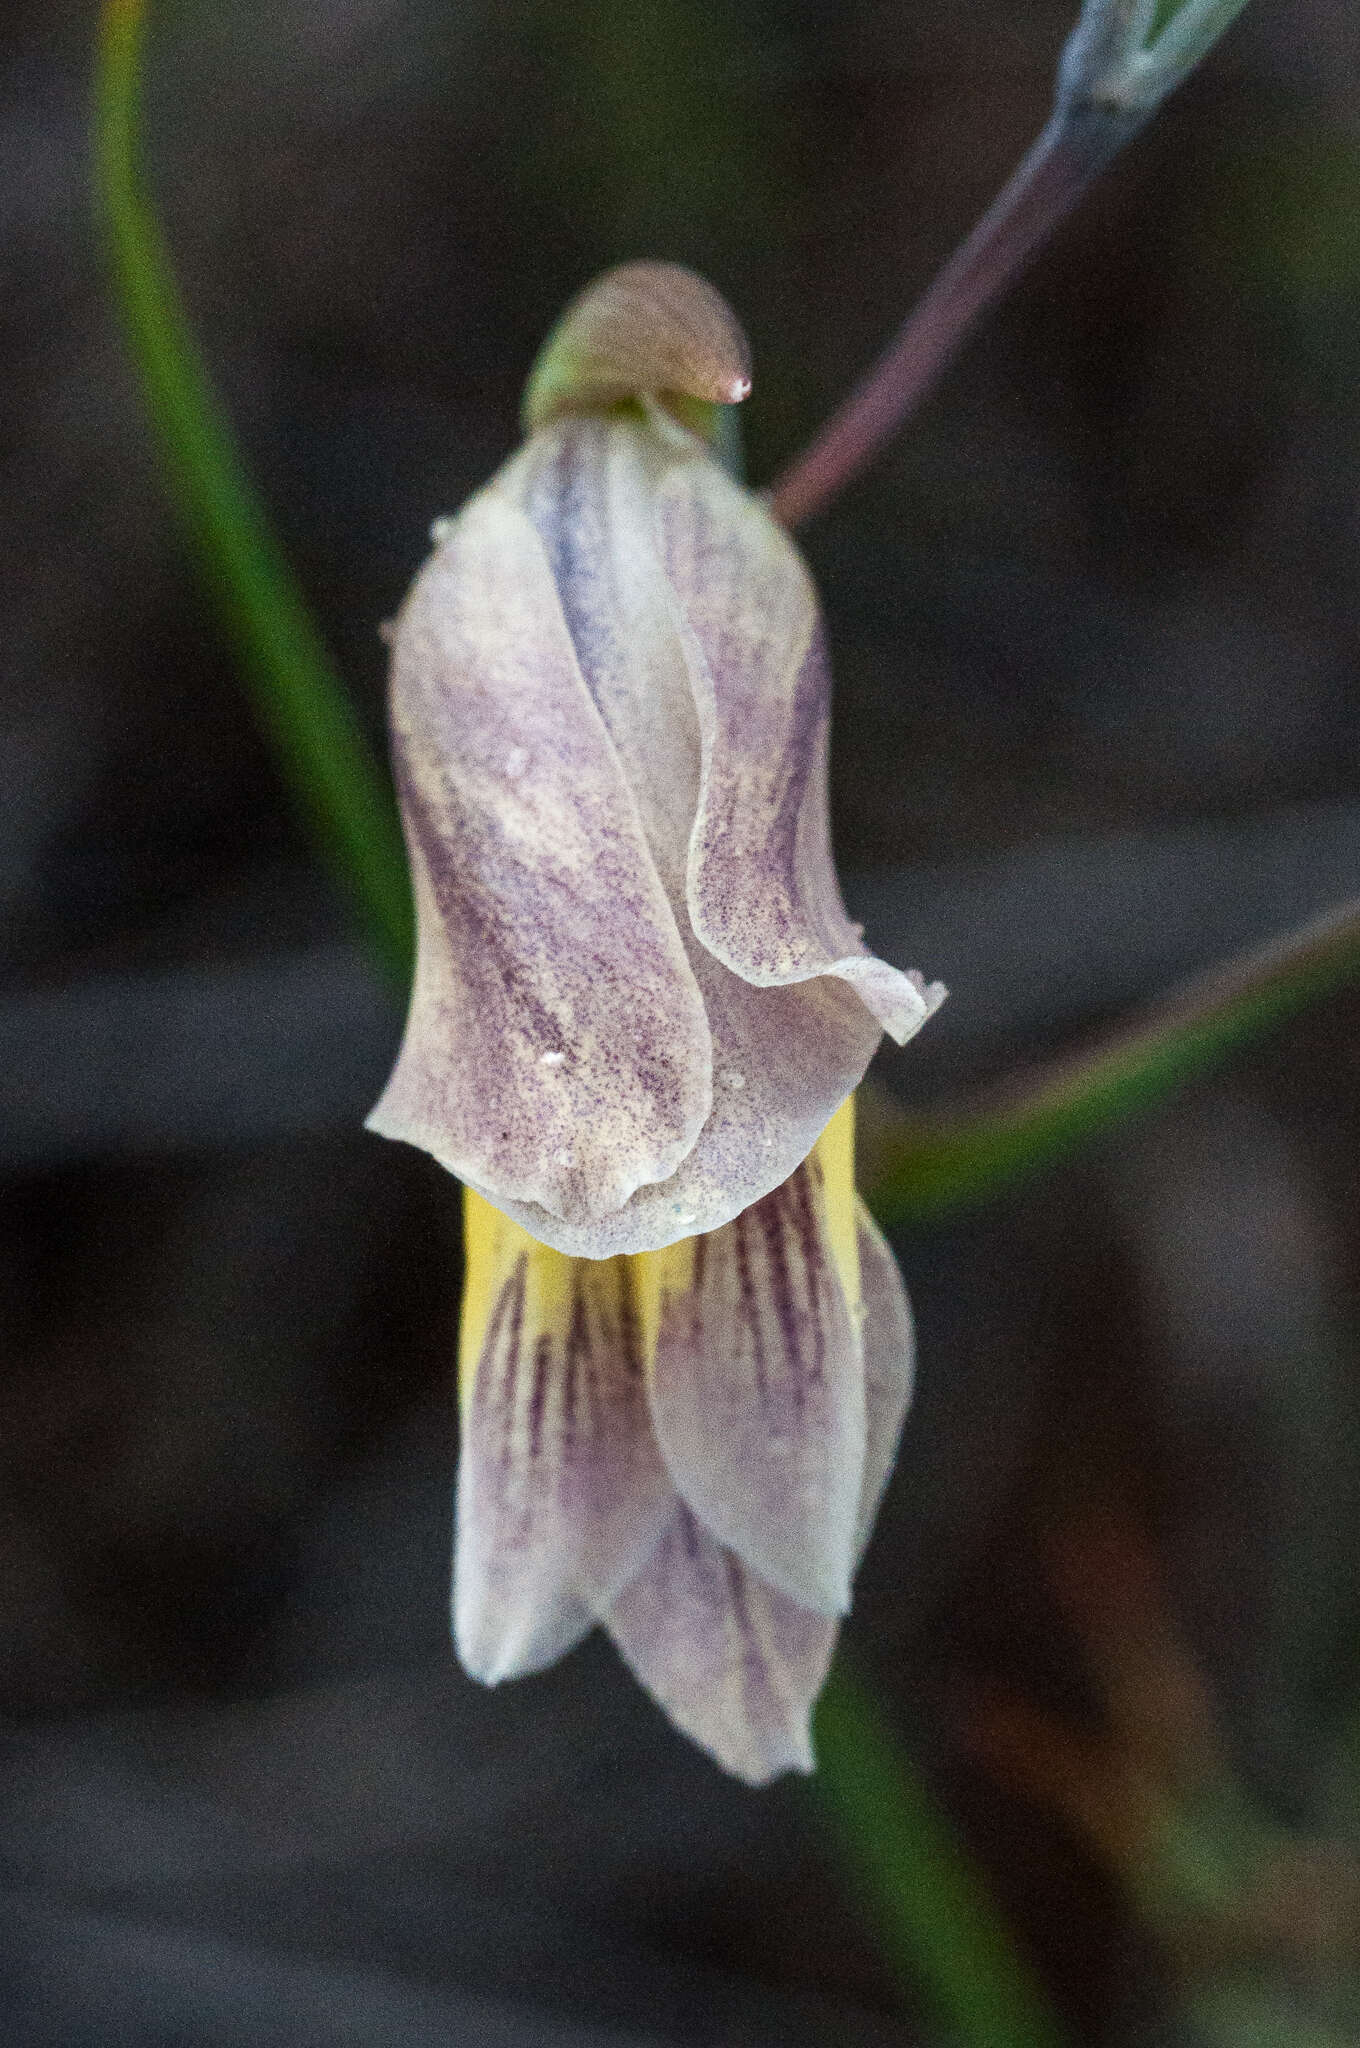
[372,408,941,1261]
[455,413,895,1258]
[605,1505,837,1784]
[516,413,705,883]
[454,1206,676,1683]
[471,950,880,1257]
[657,459,944,1046]
[853,1200,916,1562]
[644,1149,866,1615]
[366,485,712,1226]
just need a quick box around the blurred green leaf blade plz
[92,0,414,982]
[814,1662,1069,2048]
[868,901,1360,1225]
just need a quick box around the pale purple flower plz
[367,265,942,1778]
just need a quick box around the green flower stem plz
[92,0,414,983]
[867,900,1360,1226]
[813,1663,1069,2048]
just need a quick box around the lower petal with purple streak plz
[455,1219,675,1683]
[605,1505,838,1785]
[645,1149,867,1616]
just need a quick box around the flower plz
[367,264,943,1778]
[455,1096,916,1782]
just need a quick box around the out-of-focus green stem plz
[867,900,1360,1226]
[814,1663,1069,2048]
[92,0,414,983]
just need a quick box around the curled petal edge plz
[654,459,945,1046]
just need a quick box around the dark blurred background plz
[4,0,1360,2041]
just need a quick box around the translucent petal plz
[605,1505,837,1785]
[366,485,712,1226]
[853,1198,916,1562]
[454,1190,675,1683]
[637,1101,867,1615]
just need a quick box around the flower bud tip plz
[524,261,752,432]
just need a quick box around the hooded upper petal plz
[368,275,942,1259]
[450,409,937,1258]
[656,455,946,1044]
[454,1188,676,1683]
[365,483,713,1225]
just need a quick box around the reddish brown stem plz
[768,117,1123,530]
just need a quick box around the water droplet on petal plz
[429,516,455,545]
[555,1147,573,1167]
[505,746,529,779]
[539,1049,565,1066]
[719,1069,745,1090]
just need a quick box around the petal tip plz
[606,1510,838,1785]
[754,1549,853,1621]
[453,1540,596,1685]
[864,963,947,1047]
[720,1723,816,1787]
[453,1602,590,1687]
[362,1094,402,1143]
